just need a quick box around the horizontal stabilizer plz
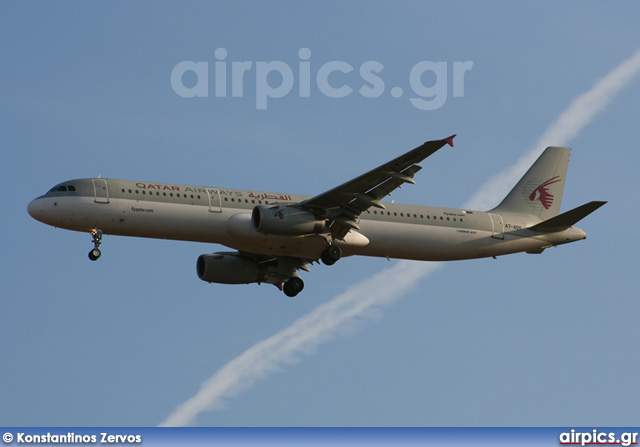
[529,201,607,232]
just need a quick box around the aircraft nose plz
[27,198,43,220]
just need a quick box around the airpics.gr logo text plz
[170,48,473,110]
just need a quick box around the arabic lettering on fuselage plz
[247,192,293,202]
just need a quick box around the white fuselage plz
[27,178,587,262]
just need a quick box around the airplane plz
[27,135,605,297]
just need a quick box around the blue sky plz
[2,1,640,426]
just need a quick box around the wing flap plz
[366,165,422,201]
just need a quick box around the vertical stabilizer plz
[491,146,570,220]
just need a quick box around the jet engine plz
[251,205,325,235]
[196,252,264,284]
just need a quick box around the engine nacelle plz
[196,252,264,284]
[251,205,325,235]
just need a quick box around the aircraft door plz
[92,179,109,203]
[489,213,504,239]
[207,188,222,212]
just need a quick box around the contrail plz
[159,48,640,427]
[160,261,441,426]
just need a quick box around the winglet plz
[443,134,456,147]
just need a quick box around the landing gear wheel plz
[283,277,304,297]
[321,245,342,266]
[89,248,101,261]
[89,229,103,261]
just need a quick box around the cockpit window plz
[47,184,77,194]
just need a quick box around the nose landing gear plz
[88,229,103,261]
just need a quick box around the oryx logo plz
[529,176,561,209]
[275,209,285,220]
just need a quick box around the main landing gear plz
[88,229,103,261]
[277,244,341,297]
[320,244,342,266]
[283,276,304,298]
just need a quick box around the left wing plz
[299,135,456,239]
